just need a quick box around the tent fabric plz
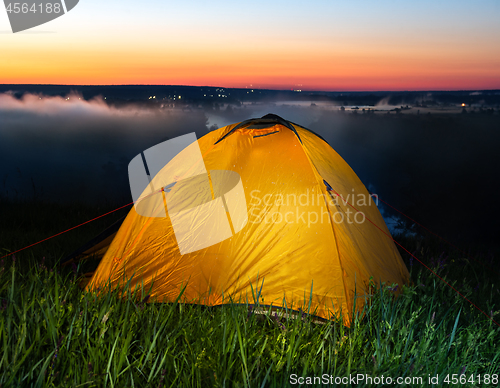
[86,114,409,323]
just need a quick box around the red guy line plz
[330,188,499,328]
[0,189,162,260]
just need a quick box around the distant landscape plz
[1,85,499,248]
[2,84,500,113]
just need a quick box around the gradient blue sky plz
[1,0,499,90]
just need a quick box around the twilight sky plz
[1,0,499,90]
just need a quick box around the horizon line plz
[1,83,499,94]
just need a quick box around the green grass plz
[0,256,499,387]
[1,199,499,387]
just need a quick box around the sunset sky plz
[1,0,499,91]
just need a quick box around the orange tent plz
[85,114,409,322]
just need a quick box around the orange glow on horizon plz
[2,37,500,91]
[2,0,500,92]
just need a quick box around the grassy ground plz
[1,199,499,387]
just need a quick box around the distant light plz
[461,103,466,107]
[179,96,181,99]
